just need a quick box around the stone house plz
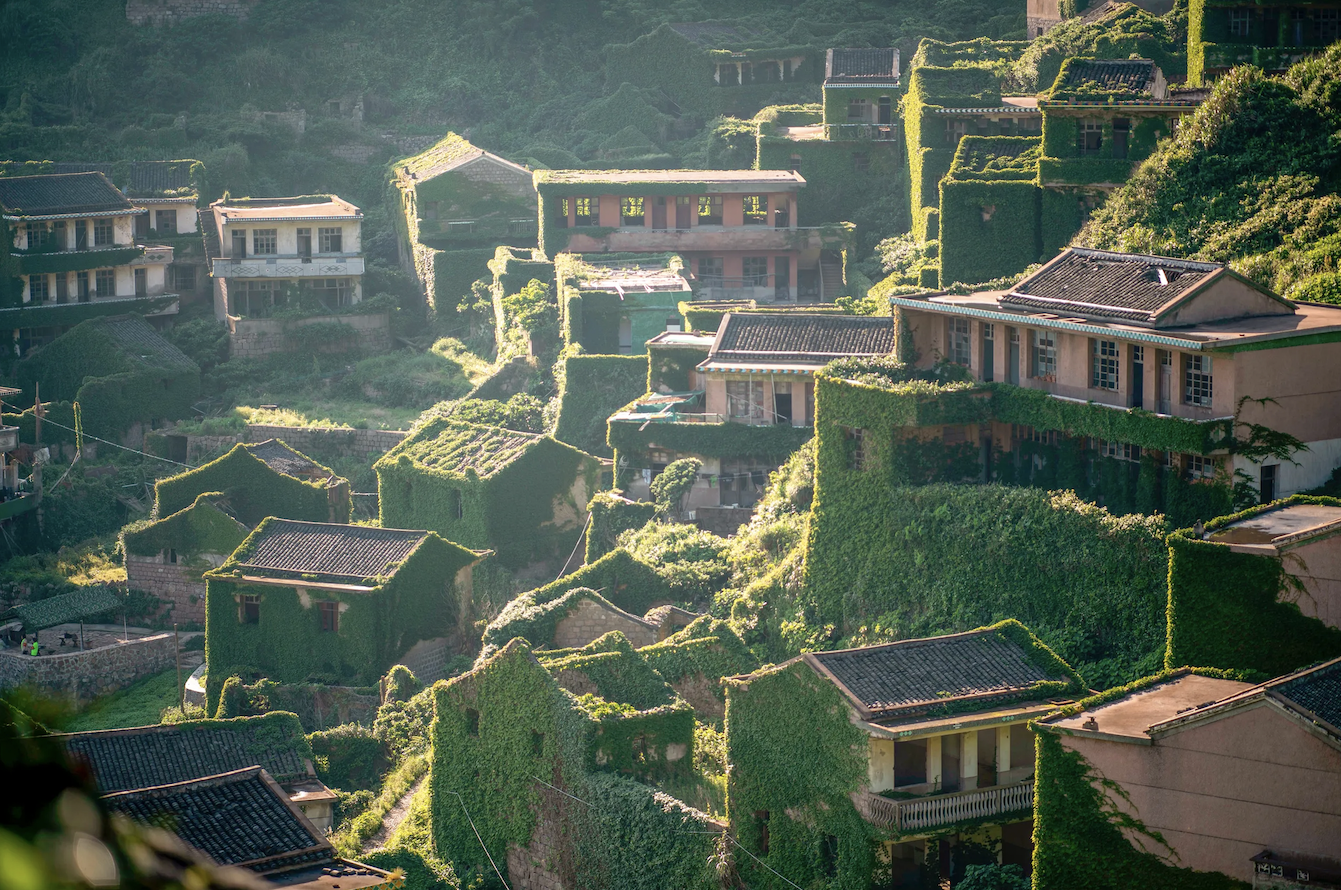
[892,247,1341,500]
[204,194,364,321]
[611,312,893,511]
[56,711,338,832]
[204,519,483,711]
[1036,659,1341,886]
[375,417,602,569]
[536,169,851,304]
[0,171,179,355]
[725,621,1085,888]
[122,494,249,627]
[103,766,391,888]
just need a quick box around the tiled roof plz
[668,21,772,48]
[235,519,428,583]
[1271,658,1341,733]
[1056,59,1158,95]
[59,718,312,793]
[709,312,894,366]
[0,161,197,198]
[103,768,332,874]
[245,439,330,480]
[11,586,121,631]
[826,48,899,84]
[0,172,134,216]
[1003,248,1228,324]
[98,314,200,372]
[808,627,1067,719]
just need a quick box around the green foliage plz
[336,349,474,408]
[609,413,811,472]
[958,864,1030,890]
[121,492,248,560]
[640,616,760,702]
[539,632,677,711]
[1165,497,1341,676]
[62,668,181,732]
[168,318,230,372]
[155,444,341,527]
[585,491,658,562]
[309,723,389,792]
[553,353,648,457]
[650,457,702,515]
[330,752,429,858]
[618,522,733,604]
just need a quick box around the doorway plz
[1260,464,1278,504]
[1130,344,1144,408]
[652,197,668,230]
[774,382,793,425]
[675,196,691,230]
[1007,328,1020,385]
[981,323,995,382]
[1157,350,1173,413]
[878,96,892,125]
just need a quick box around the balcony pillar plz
[962,731,978,790]
[927,735,942,789]
[996,725,1012,773]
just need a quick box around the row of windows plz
[555,195,788,228]
[20,219,115,250]
[27,269,118,302]
[239,595,339,631]
[430,217,533,236]
[134,210,179,236]
[227,278,356,316]
[1226,7,1339,44]
[229,226,344,257]
[695,256,793,288]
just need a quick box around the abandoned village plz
[2,0,1341,888]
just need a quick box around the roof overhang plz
[4,209,133,222]
[859,701,1059,740]
[235,574,378,593]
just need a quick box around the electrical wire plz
[442,790,511,890]
[550,510,592,584]
[37,417,194,469]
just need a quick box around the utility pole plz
[175,623,183,712]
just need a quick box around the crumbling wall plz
[0,633,176,704]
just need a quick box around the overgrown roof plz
[57,713,313,793]
[0,171,134,217]
[704,312,894,368]
[384,418,548,478]
[825,48,899,85]
[222,519,432,584]
[0,160,199,198]
[395,131,530,182]
[245,439,331,480]
[94,314,200,373]
[805,621,1080,721]
[1052,58,1159,96]
[667,21,775,49]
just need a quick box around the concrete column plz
[996,725,1012,774]
[928,735,942,789]
[962,731,978,790]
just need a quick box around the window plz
[446,221,476,234]
[742,195,768,225]
[947,119,968,145]
[167,549,178,564]
[1112,117,1130,159]
[27,275,48,303]
[1186,453,1216,480]
[821,835,839,878]
[947,317,970,366]
[26,224,55,251]
[253,229,277,255]
[1079,121,1103,156]
[94,219,114,246]
[1099,440,1140,462]
[847,98,869,121]
[296,228,312,260]
[620,197,645,226]
[231,229,247,257]
[466,708,480,736]
[140,211,156,238]
[852,152,870,173]
[134,268,147,297]
[698,195,723,225]
[574,197,596,226]
[1184,354,1213,407]
[1031,330,1057,378]
[95,269,115,298]
[844,426,868,471]
[531,730,545,757]
[554,197,570,227]
[742,256,769,287]
[727,379,766,423]
[75,220,89,250]
[789,154,802,172]
[449,488,464,520]
[306,278,354,307]
[752,811,770,855]
[1091,339,1119,390]
[240,594,260,624]
[155,210,177,234]
[318,227,343,252]
[698,257,724,284]
[318,600,339,633]
[1317,9,1340,42]
[1229,8,1251,37]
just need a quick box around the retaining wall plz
[0,633,176,704]
[228,312,390,359]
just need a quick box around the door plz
[1007,328,1020,385]
[297,228,312,262]
[774,382,793,425]
[774,256,791,301]
[232,230,247,258]
[675,196,691,230]
[941,735,961,792]
[75,221,88,251]
[134,268,147,297]
[652,197,667,230]
[1260,464,1278,504]
[981,324,995,382]
[878,96,892,125]
[1158,351,1173,413]
[1131,345,1144,408]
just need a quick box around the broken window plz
[698,195,723,225]
[742,195,768,225]
[574,197,597,226]
[318,601,339,633]
[1078,120,1103,156]
[155,210,177,234]
[240,595,260,624]
[620,196,645,226]
[318,227,343,252]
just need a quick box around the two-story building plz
[609,312,891,518]
[891,247,1341,502]
[725,620,1084,888]
[205,195,364,320]
[536,169,850,304]
[0,172,178,355]
[822,48,901,142]
[1190,0,1341,85]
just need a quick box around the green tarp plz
[12,587,121,631]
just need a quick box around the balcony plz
[132,245,175,266]
[0,426,18,452]
[853,781,1034,834]
[826,123,899,142]
[212,255,366,278]
[563,226,836,254]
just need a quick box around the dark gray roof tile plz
[0,172,134,216]
[1056,59,1158,95]
[1273,658,1341,731]
[826,48,899,84]
[710,313,894,365]
[237,520,428,582]
[0,161,197,198]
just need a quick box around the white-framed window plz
[94,219,114,246]
[726,379,766,424]
[1186,453,1217,480]
[1099,440,1140,462]
[742,256,769,287]
[306,278,354,307]
[844,426,868,471]
[1184,354,1213,407]
[1079,120,1103,156]
[1092,339,1120,390]
[253,228,278,255]
[27,275,48,302]
[446,221,476,234]
[847,98,869,122]
[1229,8,1251,37]
[947,317,971,366]
[698,195,723,225]
[1031,329,1057,378]
[318,226,343,252]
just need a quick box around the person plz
[30,637,38,656]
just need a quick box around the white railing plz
[854,781,1034,833]
[212,256,365,278]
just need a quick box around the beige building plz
[893,248,1341,501]
[1039,660,1341,886]
[205,194,364,320]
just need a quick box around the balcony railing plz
[854,781,1034,834]
[212,256,366,278]
[827,123,899,142]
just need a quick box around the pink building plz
[1038,659,1341,886]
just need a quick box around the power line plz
[442,790,511,890]
[38,417,194,469]
[550,511,592,584]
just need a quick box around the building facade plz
[1190,0,1341,85]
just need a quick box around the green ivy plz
[121,492,249,560]
[14,246,143,274]
[553,354,648,458]
[640,615,760,704]
[585,491,658,562]
[155,443,344,527]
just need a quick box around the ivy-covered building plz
[821,48,900,141]
[1035,659,1341,889]
[555,252,691,355]
[390,133,536,316]
[535,169,851,303]
[725,620,1084,889]
[1189,0,1341,85]
[889,248,1341,504]
[374,416,603,569]
[610,312,889,512]
[0,171,181,355]
[154,439,351,527]
[204,518,483,711]
[204,195,364,320]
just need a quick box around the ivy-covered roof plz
[389,418,547,478]
[805,622,1079,720]
[11,586,121,631]
[244,439,332,480]
[395,131,531,183]
[1052,58,1159,97]
[0,160,200,199]
[95,314,200,373]
[57,713,313,792]
[0,171,134,217]
[224,519,431,584]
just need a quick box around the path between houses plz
[365,775,427,852]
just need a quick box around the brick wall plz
[551,598,657,650]
[125,554,212,626]
[228,312,391,359]
[126,0,259,25]
[0,633,176,704]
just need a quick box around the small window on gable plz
[531,730,545,757]
[466,708,480,736]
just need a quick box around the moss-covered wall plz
[554,354,649,458]
[155,445,344,527]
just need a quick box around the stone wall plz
[0,633,176,704]
[126,0,259,25]
[244,424,408,461]
[551,598,657,650]
[506,782,576,890]
[125,554,215,627]
[228,312,390,359]
[694,505,754,537]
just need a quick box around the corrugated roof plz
[825,48,899,84]
[59,718,312,792]
[1056,58,1157,95]
[709,312,894,366]
[235,519,428,582]
[0,172,134,216]
[809,627,1067,718]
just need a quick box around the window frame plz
[698,195,723,226]
[741,256,769,287]
[574,197,597,227]
[742,195,768,226]
[1183,354,1213,407]
[154,209,177,234]
[95,268,115,298]
[947,317,971,366]
[1031,329,1057,379]
[318,226,343,253]
[620,196,645,227]
[318,600,340,633]
[93,218,114,247]
[1091,339,1120,391]
[252,228,278,255]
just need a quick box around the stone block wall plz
[126,0,259,25]
[244,424,408,461]
[551,598,657,650]
[0,633,176,704]
[125,554,212,626]
[228,312,390,359]
[506,782,576,890]
[694,505,754,537]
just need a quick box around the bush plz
[650,458,701,516]
[309,723,390,792]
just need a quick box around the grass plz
[432,337,495,387]
[235,401,422,431]
[331,752,429,858]
[64,668,181,732]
